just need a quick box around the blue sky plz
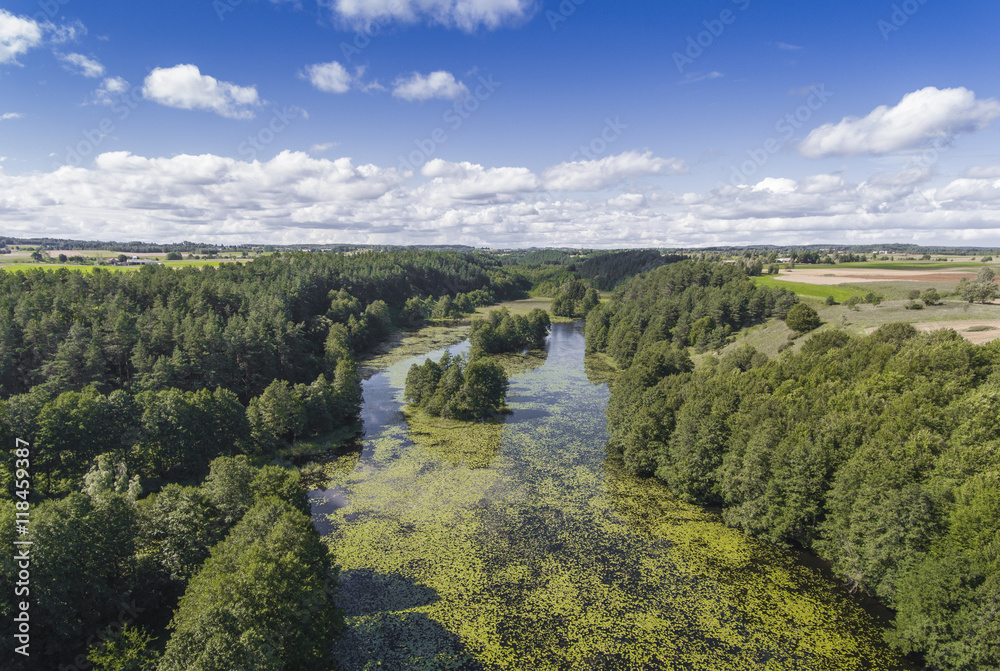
[2,0,999,247]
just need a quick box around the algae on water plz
[318,323,912,671]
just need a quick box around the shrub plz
[785,303,822,333]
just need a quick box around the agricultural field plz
[0,249,254,272]
[746,265,1000,356]
[770,264,996,287]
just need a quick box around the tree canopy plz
[591,294,1000,669]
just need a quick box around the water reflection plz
[315,322,910,671]
[584,352,618,388]
[333,570,483,671]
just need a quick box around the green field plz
[754,275,964,303]
[753,275,863,302]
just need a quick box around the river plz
[311,322,910,670]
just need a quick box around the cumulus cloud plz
[92,76,130,105]
[800,87,1000,158]
[142,64,260,119]
[0,11,86,65]
[1,112,24,121]
[5,151,1000,248]
[0,9,43,64]
[302,60,353,93]
[57,52,105,78]
[543,150,687,192]
[330,0,533,31]
[607,193,647,210]
[392,71,469,102]
[935,174,1000,204]
[419,159,540,202]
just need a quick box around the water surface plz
[313,323,909,670]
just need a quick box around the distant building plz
[120,256,161,266]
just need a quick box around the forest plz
[1,248,997,670]
[0,250,529,669]
[589,261,1000,670]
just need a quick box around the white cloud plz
[800,87,1000,158]
[142,64,260,119]
[309,142,340,154]
[330,0,533,31]
[6,151,1000,248]
[608,193,647,210]
[58,52,105,78]
[680,71,723,85]
[935,175,1000,204]
[752,177,797,194]
[798,174,846,194]
[92,76,130,105]
[0,9,43,64]
[303,60,353,94]
[543,150,688,192]
[776,42,802,51]
[392,71,469,102]
[1,112,24,121]
[419,159,540,202]
[965,166,1000,180]
[42,19,85,44]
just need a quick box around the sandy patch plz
[774,268,976,286]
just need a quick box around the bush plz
[865,292,883,306]
[825,295,837,306]
[785,303,822,333]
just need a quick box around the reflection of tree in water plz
[492,348,548,378]
[334,570,483,671]
[299,439,363,489]
[584,353,618,388]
